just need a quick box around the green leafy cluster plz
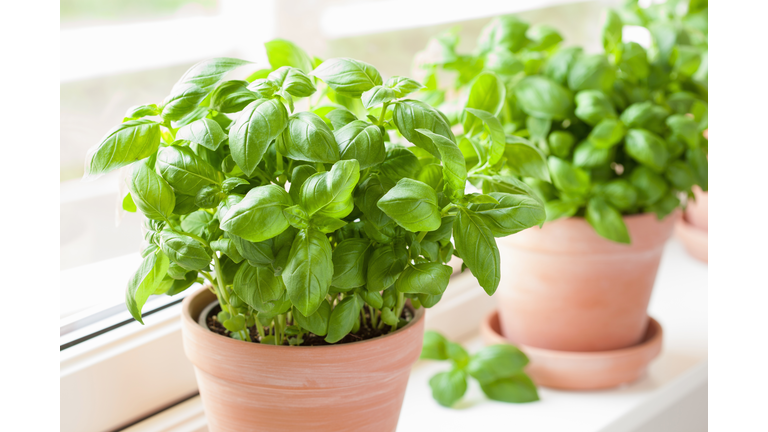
[421,331,539,407]
[84,39,546,344]
[414,1,707,243]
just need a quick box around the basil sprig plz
[414,5,707,243]
[86,39,545,344]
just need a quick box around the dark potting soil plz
[206,304,414,346]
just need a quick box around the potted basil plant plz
[84,39,545,431]
[414,11,707,385]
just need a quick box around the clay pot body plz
[181,288,425,432]
[685,187,708,231]
[497,213,675,352]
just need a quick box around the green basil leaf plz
[156,145,221,196]
[573,140,613,168]
[377,178,441,232]
[463,72,505,135]
[247,78,278,99]
[454,208,500,295]
[545,199,579,221]
[595,179,637,211]
[548,156,590,196]
[574,90,616,126]
[479,373,539,403]
[354,176,393,229]
[85,120,161,178]
[547,130,576,158]
[385,76,424,98]
[159,228,211,270]
[601,9,623,54]
[630,166,669,205]
[167,271,198,296]
[176,118,227,151]
[421,330,450,360]
[311,215,346,233]
[335,120,385,169]
[180,210,213,238]
[687,148,708,191]
[379,146,421,183]
[543,46,583,85]
[395,263,452,296]
[477,16,529,54]
[514,76,573,120]
[467,345,529,383]
[231,234,275,266]
[312,58,383,98]
[161,58,251,120]
[324,294,362,343]
[222,177,249,193]
[268,66,316,98]
[283,228,333,316]
[644,190,680,220]
[265,39,314,74]
[288,165,316,203]
[325,108,358,130]
[361,85,396,110]
[126,248,170,323]
[666,114,700,149]
[128,159,176,221]
[527,25,563,51]
[504,136,550,181]
[620,102,669,134]
[469,192,546,237]
[392,99,455,159]
[332,238,372,290]
[367,243,408,291]
[429,369,468,408]
[415,129,467,199]
[665,160,696,191]
[124,104,159,121]
[588,118,626,149]
[278,112,340,163]
[586,197,630,243]
[567,54,615,93]
[625,128,669,172]
[233,263,285,313]
[209,80,259,113]
[220,185,292,242]
[619,42,650,80]
[122,192,137,213]
[465,108,505,165]
[300,160,360,218]
[293,300,331,336]
[229,98,289,176]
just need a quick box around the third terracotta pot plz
[497,213,676,352]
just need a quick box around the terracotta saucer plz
[480,310,663,390]
[675,217,708,264]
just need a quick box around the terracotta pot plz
[684,187,708,232]
[181,288,425,432]
[481,310,663,390]
[497,213,676,352]
[675,215,708,263]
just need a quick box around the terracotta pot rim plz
[679,213,707,233]
[182,286,425,351]
[484,309,663,359]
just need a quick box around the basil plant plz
[414,7,707,244]
[84,40,546,345]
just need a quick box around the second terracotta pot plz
[497,213,676,352]
[181,288,425,432]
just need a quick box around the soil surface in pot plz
[206,304,414,346]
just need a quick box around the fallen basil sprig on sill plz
[422,331,539,407]
[84,39,546,345]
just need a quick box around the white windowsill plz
[123,238,707,432]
